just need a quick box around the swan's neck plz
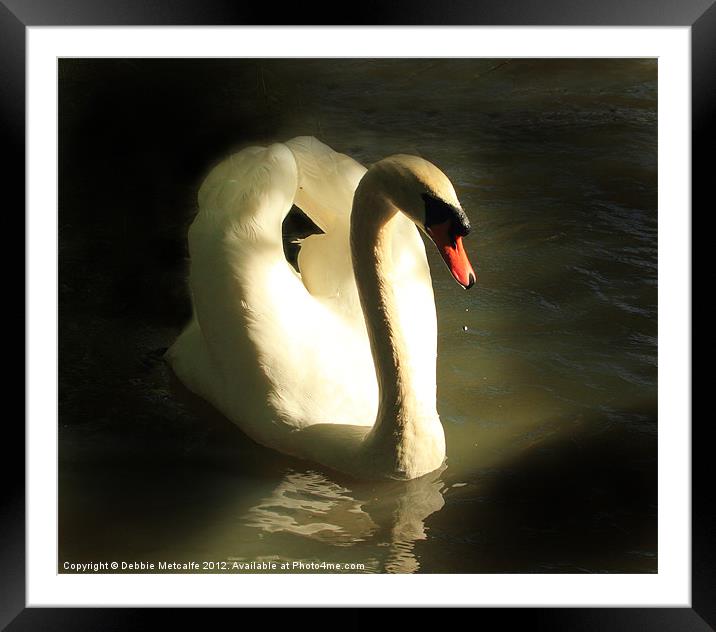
[351,187,444,478]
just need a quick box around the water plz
[59,59,657,574]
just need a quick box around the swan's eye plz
[422,193,471,238]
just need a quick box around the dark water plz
[59,59,657,574]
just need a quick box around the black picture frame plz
[5,0,705,628]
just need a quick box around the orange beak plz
[427,220,476,289]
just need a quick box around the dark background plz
[59,60,282,333]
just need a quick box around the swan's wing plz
[285,137,367,315]
[196,144,295,235]
[170,143,298,404]
[285,136,366,231]
[193,139,363,323]
[176,142,377,439]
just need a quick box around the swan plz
[165,137,476,480]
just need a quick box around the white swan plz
[165,137,476,480]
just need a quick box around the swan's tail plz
[164,319,218,402]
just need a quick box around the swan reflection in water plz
[238,466,446,573]
[165,368,446,573]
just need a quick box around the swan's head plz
[371,155,477,289]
